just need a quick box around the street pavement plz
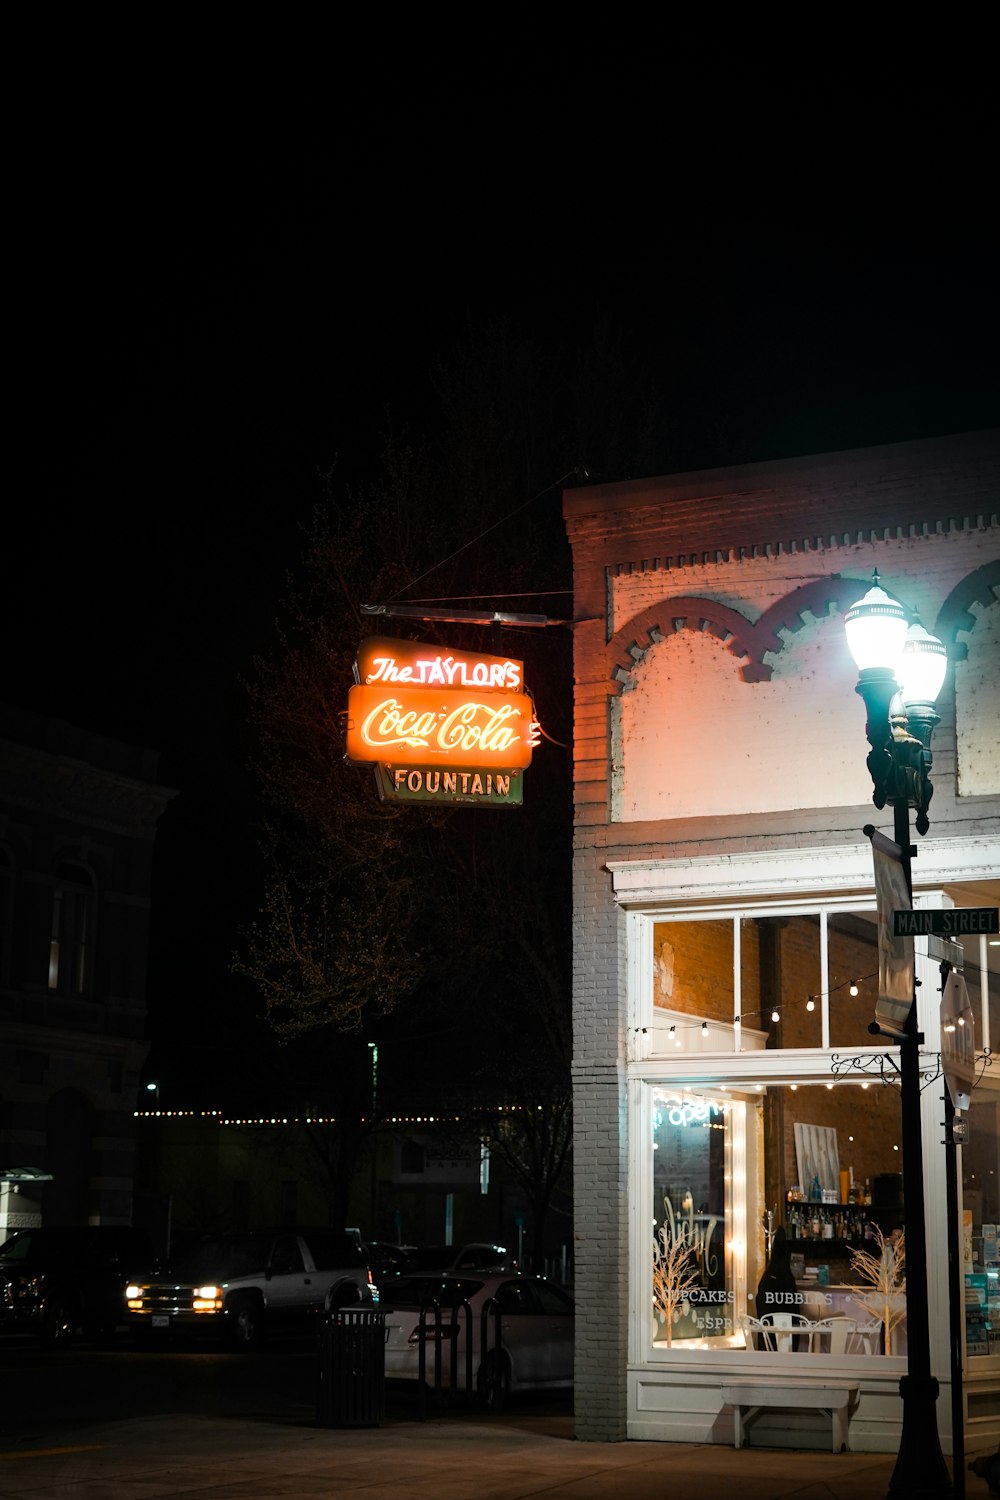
[1,1405,988,1500]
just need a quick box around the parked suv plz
[0,1225,159,1347]
[124,1228,377,1347]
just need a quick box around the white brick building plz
[563,429,1000,1454]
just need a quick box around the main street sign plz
[892,908,999,937]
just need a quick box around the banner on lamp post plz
[866,827,915,1037]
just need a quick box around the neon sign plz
[345,638,540,802]
[347,686,538,768]
[655,1101,716,1128]
[356,637,523,692]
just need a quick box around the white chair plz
[844,1317,882,1355]
[742,1312,819,1352]
[809,1316,882,1355]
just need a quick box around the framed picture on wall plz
[794,1122,840,1197]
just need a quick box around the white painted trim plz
[607,836,999,905]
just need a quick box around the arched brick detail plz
[607,577,873,692]
[934,560,1000,661]
[608,598,763,691]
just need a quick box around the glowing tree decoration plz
[653,1223,701,1347]
[851,1226,907,1355]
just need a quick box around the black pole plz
[940,960,966,1500]
[887,797,953,1499]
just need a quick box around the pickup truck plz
[124,1228,377,1347]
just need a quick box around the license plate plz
[152,1315,170,1328]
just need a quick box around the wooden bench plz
[720,1380,860,1453]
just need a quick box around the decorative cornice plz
[608,514,998,580]
[0,741,176,839]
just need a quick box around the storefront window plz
[649,1080,907,1358]
[652,1086,749,1348]
[651,911,857,1054]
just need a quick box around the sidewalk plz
[0,1408,958,1500]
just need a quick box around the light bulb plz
[844,571,908,672]
[899,619,947,706]
[771,1008,780,1023]
[701,1021,709,1036]
[806,996,815,1012]
[849,980,859,997]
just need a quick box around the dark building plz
[0,704,174,1235]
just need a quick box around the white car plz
[382,1272,574,1406]
[386,1242,519,1277]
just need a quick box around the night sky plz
[7,52,998,1103]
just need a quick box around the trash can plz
[316,1307,386,1428]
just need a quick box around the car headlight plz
[193,1285,224,1311]
[125,1284,142,1300]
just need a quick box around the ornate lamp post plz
[844,571,953,1499]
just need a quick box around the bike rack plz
[414,1295,500,1418]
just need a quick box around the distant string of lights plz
[133,1104,537,1126]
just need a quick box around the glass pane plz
[963,1085,1000,1358]
[652,1086,747,1349]
[652,920,735,1051]
[739,915,822,1049]
[653,920,732,1020]
[780,1081,906,1356]
[828,911,880,1048]
[945,932,993,1057]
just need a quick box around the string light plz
[730,971,878,1028]
[647,965,878,1043]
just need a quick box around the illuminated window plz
[48,860,95,995]
[648,1080,905,1359]
[652,1087,747,1349]
[650,907,879,1054]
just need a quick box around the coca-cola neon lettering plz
[346,683,539,769]
[361,698,536,756]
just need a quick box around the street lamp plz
[844,570,952,1500]
[145,1081,160,1108]
[367,1043,378,1119]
